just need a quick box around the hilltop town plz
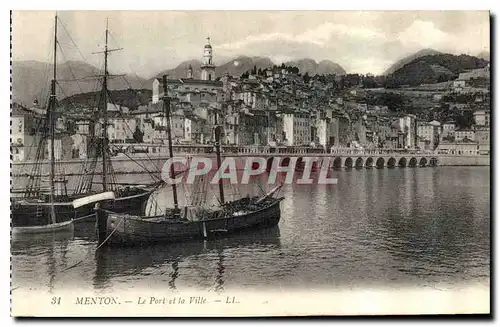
[11,38,490,162]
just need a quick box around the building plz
[152,113,185,141]
[201,37,216,81]
[282,113,311,146]
[473,109,490,127]
[152,39,222,104]
[438,141,479,155]
[474,126,490,154]
[417,120,441,150]
[455,129,475,142]
[11,103,45,162]
[184,116,207,144]
[106,115,138,144]
[441,121,456,140]
[398,114,417,149]
[315,117,331,148]
[452,80,466,93]
[458,65,490,80]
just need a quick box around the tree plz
[281,63,286,69]
[303,72,311,83]
[251,65,257,75]
[133,125,144,143]
[241,71,249,79]
[456,111,474,129]
[258,68,263,76]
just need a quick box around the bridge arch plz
[332,157,342,169]
[387,157,396,168]
[398,157,407,167]
[312,158,322,172]
[409,157,417,167]
[376,157,385,168]
[429,157,438,167]
[345,157,354,168]
[419,157,428,167]
[365,157,374,168]
[266,157,274,171]
[282,157,291,167]
[355,157,364,168]
[296,157,304,171]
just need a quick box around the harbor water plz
[11,166,490,293]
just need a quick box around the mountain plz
[317,60,346,75]
[477,51,490,61]
[149,56,346,82]
[218,56,275,77]
[14,55,347,106]
[388,53,489,87]
[11,60,147,107]
[151,59,203,81]
[285,59,346,76]
[148,56,275,82]
[383,48,442,76]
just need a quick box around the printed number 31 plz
[51,297,61,305]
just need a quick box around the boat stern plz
[105,213,129,244]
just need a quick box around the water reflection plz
[92,226,281,291]
[11,167,490,292]
[12,230,74,292]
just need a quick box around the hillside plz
[60,89,152,111]
[383,48,442,76]
[11,60,147,107]
[14,56,347,106]
[387,53,489,87]
[477,51,490,61]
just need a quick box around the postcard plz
[10,10,490,317]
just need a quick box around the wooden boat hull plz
[104,199,283,246]
[12,219,74,235]
[10,189,152,227]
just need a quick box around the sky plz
[12,11,490,77]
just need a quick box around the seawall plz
[11,153,489,190]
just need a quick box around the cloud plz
[397,20,453,50]
[217,22,386,50]
[12,11,490,77]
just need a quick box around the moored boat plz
[11,16,160,232]
[105,196,282,246]
[89,77,285,247]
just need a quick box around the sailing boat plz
[69,19,158,221]
[11,16,158,233]
[94,75,284,246]
[11,14,74,234]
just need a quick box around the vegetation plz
[132,125,144,143]
[387,54,489,87]
[60,89,152,111]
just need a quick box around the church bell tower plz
[201,36,216,81]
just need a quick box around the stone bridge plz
[164,145,441,170]
[12,145,488,181]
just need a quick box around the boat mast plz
[214,105,225,204]
[48,13,58,224]
[101,19,110,191]
[162,75,180,215]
